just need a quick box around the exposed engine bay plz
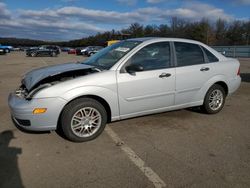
[15,68,98,100]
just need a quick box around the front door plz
[117,42,175,118]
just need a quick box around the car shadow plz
[55,118,70,141]
[0,130,24,188]
[241,73,250,83]
[186,106,204,114]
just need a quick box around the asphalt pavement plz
[0,52,249,188]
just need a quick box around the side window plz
[201,46,219,63]
[174,42,205,67]
[127,42,171,71]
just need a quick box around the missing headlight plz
[26,83,51,100]
[15,85,28,98]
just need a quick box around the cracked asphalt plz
[0,52,250,188]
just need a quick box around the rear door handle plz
[200,67,210,71]
[159,73,171,78]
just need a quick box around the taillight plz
[237,67,240,76]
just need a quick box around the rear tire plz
[60,98,107,142]
[202,84,226,114]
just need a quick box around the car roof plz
[126,37,204,45]
[125,37,227,61]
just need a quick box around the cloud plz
[0,2,11,19]
[0,3,105,40]
[117,0,137,6]
[147,0,166,3]
[0,2,237,40]
[160,2,234,21]
[56,6,146,23]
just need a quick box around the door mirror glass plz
[125,64,144,74]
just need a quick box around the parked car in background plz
[13,47,21,51]
[75,47,86,55]
[18,47,28,51]
[0,48,6,55]
[61,47,71,52]
[79,47,89,55]
[26,47,39,51]
[0,44,13,53]
[18,46,29,51]
[82,46,101,56]
[85,46,103,56]
[26,45,60,57]
[8,38,241,142]
[68,48,76,54]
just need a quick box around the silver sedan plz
[8,38,241,142]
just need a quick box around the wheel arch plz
[213,81,229,96]
[202,80,229,102]
[192,75,229,103]
[57,94,112,129]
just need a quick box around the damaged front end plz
[15,83,52,100]
[15,63,98,100]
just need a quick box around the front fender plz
[61,86,120,121]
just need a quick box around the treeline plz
[1,18,250,47]
[0,38,51,47]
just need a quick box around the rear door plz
[174,42,216,105]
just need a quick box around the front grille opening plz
[15,118,31,126]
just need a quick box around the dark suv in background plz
[26,45,60,57]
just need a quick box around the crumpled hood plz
[22,62,93,91]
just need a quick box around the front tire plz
[31,52,37,57]
[202,84,226,114]
[51,52,56,57]
[60,98,107,142]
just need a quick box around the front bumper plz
[8,93,67,131]
[0,49,6,55]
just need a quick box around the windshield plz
[83,40,141,70]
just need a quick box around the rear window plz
[201,46,219,62]
[174,42,205,67]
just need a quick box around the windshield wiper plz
[85,62,108,71]
[91,67,102,72]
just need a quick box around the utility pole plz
[247,33,249,45]
[206,27,209,45]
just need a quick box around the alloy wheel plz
[70,107,102,138]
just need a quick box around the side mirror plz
[125,64,144,75]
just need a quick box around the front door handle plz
[159,73,171,78]
[200,67,210,71]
